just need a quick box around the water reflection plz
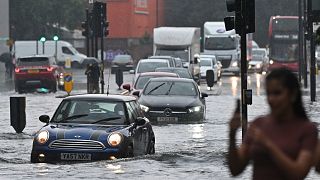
[189,124,204,139]
[256,73,262,96]
[230,76,238,97]
[106,164,125,174]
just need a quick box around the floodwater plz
[0,66,319,179]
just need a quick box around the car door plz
[126,101,147,156]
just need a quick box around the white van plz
[13,40,87,67]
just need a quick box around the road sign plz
[64,73,73,95]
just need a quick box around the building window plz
[136,0,147,8]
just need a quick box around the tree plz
[10,0,87,40]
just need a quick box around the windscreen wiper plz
[146,82,165,95]
[60,114,89,122]
[92,117,122,124]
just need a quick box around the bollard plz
[10,96,26,133]
[65,58,71,69]
[115,68,124,90]
[206,69,215,89]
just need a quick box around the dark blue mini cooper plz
[31,94,155,163]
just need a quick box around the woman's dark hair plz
[266,68,308,119]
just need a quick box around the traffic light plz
[53,35,59,41]
[245,0,255,33]
[39,36,46,42]
[81,21,88,37]
[224,0,255,34]
[93,1,107,37]
[224,0,241,33]
[104,21,109,36]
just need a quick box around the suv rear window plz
[18,57,49,66]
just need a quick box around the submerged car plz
[135,77,208,123]
[31,94,155,163]
[122,72,179,95]
[249,48,269,73]
[155,67,193,80]
[14,55,65,93]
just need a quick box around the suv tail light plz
[46,67,54,72]
[15,68,20,73]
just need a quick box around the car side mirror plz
[135,117,146,126]
[39,115,50,124]
[132,91,140,97]
[122,83,131,91]
[201,92,208,98]
[129,70,135,74]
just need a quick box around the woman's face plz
[266,79,293,118]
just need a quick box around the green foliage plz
[10,0,87,40]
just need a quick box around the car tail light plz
[15,68,20,73]
[47,67,54,72]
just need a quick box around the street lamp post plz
[39,37,46,54]
[53,35,59,62]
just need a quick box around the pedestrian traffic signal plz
[81,21,88,37]
[53,35,59,41]
[39,37,46,42]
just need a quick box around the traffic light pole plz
[308,0,316,102]
[240,0,248,139]
[100,3,105,94]
[85,9,90,57]
[304,0,308,89]
[299,0,303,83]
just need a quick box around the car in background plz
[173,57,183,67]
[31,94,155,163]
[200,54,222,79]
[155,67,193,80]
[131,59,171,80]
[134,77,208,123]
[249,48,269,73]
[199,57,220,83]
[122,72,179,95]
[148,56,176,67]
[111,55,134,74]
[14,55,64,93]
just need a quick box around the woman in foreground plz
[228,68,318,179]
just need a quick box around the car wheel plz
[30,154,38,163]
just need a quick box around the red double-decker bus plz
[268,16,299,72]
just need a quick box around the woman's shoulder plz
[250,115,270,125]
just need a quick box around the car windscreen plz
[113,55,132,63]
[205,37,237,50]
[134,76,153,89]
[51,100,126,125]
[252,55,264,61]
[252,50,266,57]
[144,81,197,96]
[137,61,168,73]
[155,68,192,79]
[17,57,49,66]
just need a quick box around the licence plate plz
[157,117,178,122]
[61,153,91,161]
[28,69,39,73]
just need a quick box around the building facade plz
[0,0,9,54]
[107,0,164,39]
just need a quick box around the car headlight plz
[188,106,201,113]
[269,60,274,64]
[232,61,238,67]
[108,133,123,147]
[140,104,149,112]
[37,131,49,144]
[256,63,261,68]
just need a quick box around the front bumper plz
[31,147,122,163]
[145,110,204,123]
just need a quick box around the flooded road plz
[0,66,319,179]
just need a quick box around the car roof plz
[148,77,195,83]
[18,55,53,59]
[64,94,136,102]
[149,56,174,59]
[156,67,188,71]
[138,71,179,77]
[139,59,169,63]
